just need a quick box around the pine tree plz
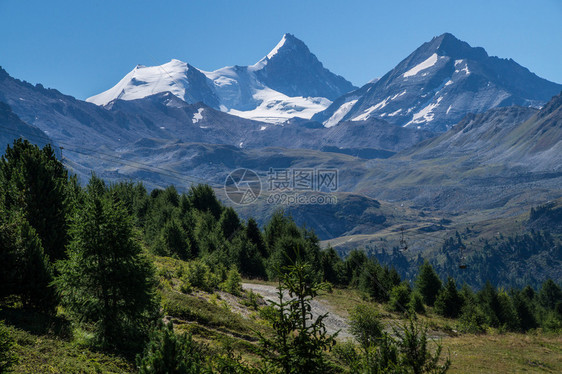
[55,179,158,351]
[219,207,242,240]
[255,261,337,373]
[416,261,442,306]
[0,139,70,262]
[512,291,537,331]
[434,277,463,318]
[0,209,55,310]
[187,184,222,220]
[389,282,412,313]
[159,219,190,259]
[246,218,268,258]
[538,279,562,311]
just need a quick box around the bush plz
[409,291,426,314]
[136,322,205,374]
[220,268,243,296]
[0,321,18,373]
[389,283,412,313]
[457,303,487,334]
[349,304,384,349]
[181,261,219,292]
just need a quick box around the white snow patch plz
[192,108,204,124]
[351,92,406,121]
[87,59,190,106]
[229,87,331,124]
[388,108,403,117]
[403,53,438,78]
[404,96,443,126]
[323,99,358,127]
[454,60,470,75]
[267,34,287,59]
[446,105,452,115]
[445,80,454,86]
[352,104,381,121]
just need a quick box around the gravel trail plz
[243,283,352,340]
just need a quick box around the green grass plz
[161,290,260,338]
[443,333,562,373]
[0,306,133,374]
[9,327,134,373]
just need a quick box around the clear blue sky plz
[1,0,561,100]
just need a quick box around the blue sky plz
[1,0,561,100]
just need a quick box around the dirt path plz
[242,283,352,340]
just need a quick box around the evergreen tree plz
[159,219,190,259]
[538,279,562,311]
[478,282,502,327]
[358,260,388,303]
[246,218,268,258]
[187,184,222,220]
[434,277,463,318]
[0,139,70,262]
[55,179,159,351]
[409,291,426,315]
[320,247,342,285]
[0,209,55,309]
[512,291,537,331]
[394,319,451,374]
[496,291,519,330]
[255,261,337,373]
[389,282,412,313]
[416,261,442,306]
[219,207,242,240]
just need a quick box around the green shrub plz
[349,304,384,349]
[0,322,18,373]
[389,283,412,313]
[137,322,205,374]
[409,291,426,314]
[457,303,487,334]
[220,268,243,296]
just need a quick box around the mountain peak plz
[425,33,488,60]
[265,33,310,60]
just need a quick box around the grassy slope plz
[318,288,562,373]
[3,256,561,373]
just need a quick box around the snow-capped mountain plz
[313,33,562,132]
[87,34,356,123]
